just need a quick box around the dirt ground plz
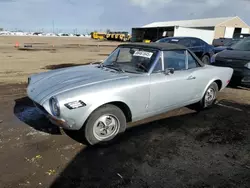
[0,36,120,83]
[0,36,250,188]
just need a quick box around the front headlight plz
[50,97,60,116]
[244,62,250,69]
[210,53,218,64]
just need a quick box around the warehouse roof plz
[142,16,237,28]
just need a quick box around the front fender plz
[77,96,132,130]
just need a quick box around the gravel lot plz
[0,36,249,188]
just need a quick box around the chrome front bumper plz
[33,101,76,130]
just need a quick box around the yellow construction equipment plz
[115,33,120,40]
[91,32,107,40]
[110,32,116,40]
[143,39,151,43]
[106,33,111,40]
[90,31,131,42]
[106,31,131,42]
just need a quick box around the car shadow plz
[13,97,62,135]
[50,100,250,188]
[63,107,198,146]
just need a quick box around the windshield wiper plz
[103,64,125,73]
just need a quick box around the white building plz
[132,16,250,44]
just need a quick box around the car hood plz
[216,49,250,61]
[27,64,129,103]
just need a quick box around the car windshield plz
[231,37,250,51]
[224,39,240,47]
[101,46,159,73]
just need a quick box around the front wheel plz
[84,104,127,145]
[188,82,218,111]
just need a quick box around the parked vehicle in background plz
[27,43,233,145]
[213,38,242,54]
[156,37,214,64]
[213,34,250,47]
[212,38,232,47]
[234,33,250,39]
[211,37,250,87]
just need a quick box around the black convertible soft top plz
[118,42,187,51]
[118,42,205,67]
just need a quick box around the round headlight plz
[50,97,60,116]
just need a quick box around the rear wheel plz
[202,55,210,64]
[189,82,218,111]
[84,104,127,145]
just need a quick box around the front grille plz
[215,58,248,68]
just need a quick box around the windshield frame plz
[101,46,161,75]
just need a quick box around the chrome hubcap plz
[205,88,215,104]
[93,114,120,141]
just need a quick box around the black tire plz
[201,55,210,64]
[84,104,127,145]
[189,82,218,111]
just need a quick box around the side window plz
[157,38,169,43]
[187,51,199,69]
[152,57,162,73]
[190,38,201,47]
[178,39,191,47]
[163,50,186,71]
[199,39,207,47]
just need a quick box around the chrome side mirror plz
[164,68,174,75]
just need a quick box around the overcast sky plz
[0,0,250,33]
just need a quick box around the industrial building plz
[131,16,250,44]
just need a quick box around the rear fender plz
[201,77,221,97]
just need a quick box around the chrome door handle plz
[187,75,196,80]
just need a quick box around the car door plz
[188,38,204,59]
[184,50,212,100]
[148,49,199,114]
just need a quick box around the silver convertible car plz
[27,43,233,145]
